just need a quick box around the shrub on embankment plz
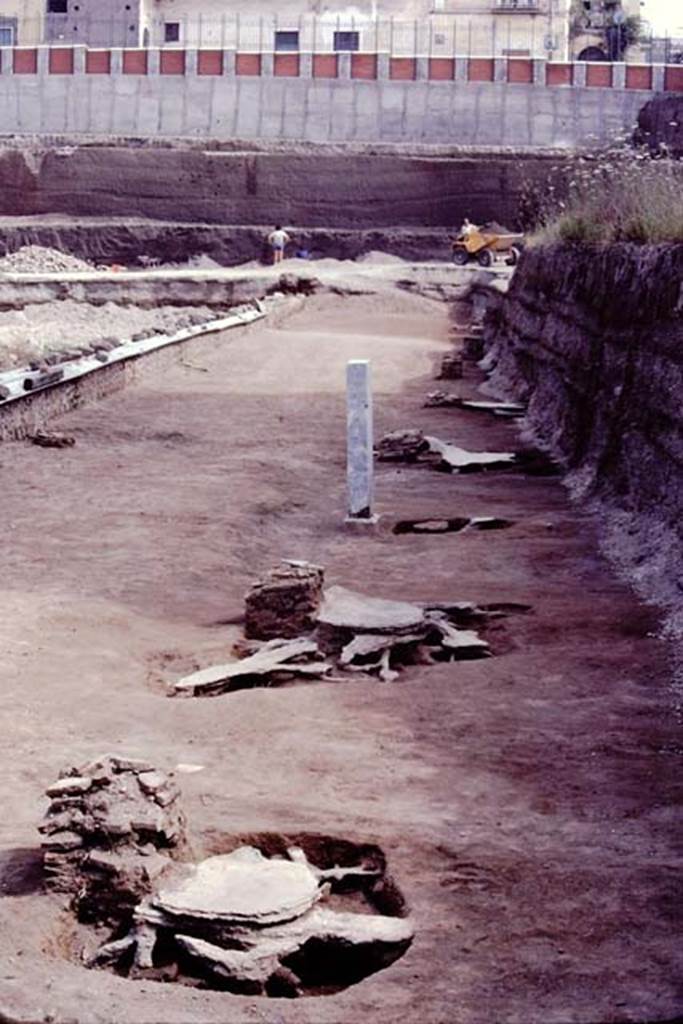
[523,144,683,245]
[483,241,683,621]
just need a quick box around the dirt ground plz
[0,288,680,1024]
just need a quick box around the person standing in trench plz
[267,225,291,265]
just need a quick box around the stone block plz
[244,561,324,640]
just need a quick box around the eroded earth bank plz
[483,242,683,642]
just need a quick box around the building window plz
[164,21,180,43]
[47,0,68,11]
[0,25,14,45]
[334,30,360,52]
[274,30,299,52]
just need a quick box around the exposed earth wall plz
[483,242,683,622]
[0,143,555,228]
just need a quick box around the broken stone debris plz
[171,549,533,697]
[40,754,186,924]
[174,580,493,696]
[425,436,517,472]
[375,428,430,462]
[271,273,320,296]
[319,585,491,680]
[424,391,525,418]
[91,844,413,997]
[173,637,332,697]
[28,430,75,449]
[245,560,325,640]
[377,429,517,473]
[0,245,95,275]
[459,399,526,418]
[424,390,464,408]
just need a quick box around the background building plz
[0,0,654,61]
[570,0,644,60]
[141,0,571,59]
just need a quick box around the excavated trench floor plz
[0,287,681,1024]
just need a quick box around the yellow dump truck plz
[452,226,524,267]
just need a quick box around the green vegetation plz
[524,143,683,246]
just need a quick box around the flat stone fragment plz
[437,626,490,652]
[175,907,414,989]
[153,849,321,926]
[424,390,463,407]
[412,519,451,532]
[460,399,525,415]
[173,638,327,696]
[46,776,92,797]
[339,631,427,666]
[137,771,168,795]
[175,935,281,989]
[318,585,426,634]
[41,830,83,851]
[110,756,155,774]
[424,436,517,472]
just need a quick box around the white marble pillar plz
[346,359,375,522]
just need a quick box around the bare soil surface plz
[0,289,680,1024]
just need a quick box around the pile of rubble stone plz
[40,754,186,924]
[171,561,514,697]
[0,245,95,275]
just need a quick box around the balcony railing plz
[493,0,540,11]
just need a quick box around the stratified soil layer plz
[0,289,680,1024]
[484,242,683,638]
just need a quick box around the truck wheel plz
[477,249,493,267]
[452,249,469,266]
[506,246,521,266]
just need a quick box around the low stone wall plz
[483,242,683,617]
[0,268,271,309]
[0,315,260,440]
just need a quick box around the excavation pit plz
[84,832,413,998]
[393,516,513,535]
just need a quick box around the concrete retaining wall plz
[0,51,667,146]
